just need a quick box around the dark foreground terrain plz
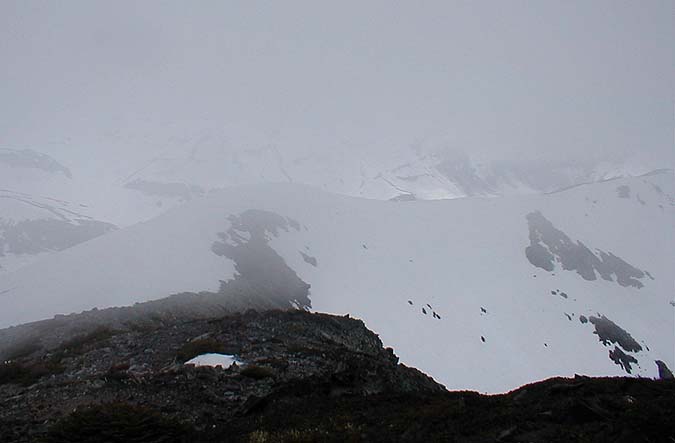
[0,309,673,442]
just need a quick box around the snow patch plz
[185,353,242,369]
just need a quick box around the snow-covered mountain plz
[0,149,116,272]
[5,130,658,239]
[23,125,658,216]
[1,168,672,393]
[113,131,652,204]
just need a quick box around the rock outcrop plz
[0,309,673,442]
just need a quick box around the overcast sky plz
[1,1,672,166]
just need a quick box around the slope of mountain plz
[118,135,652,203]
[41,129,656,218]
[0,149,117,272]
[1,169,671,393]
[0,148,72,179]
[11,134,659,233]
[1,310,673,443]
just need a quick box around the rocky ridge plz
[0,309,441,442]
[0,309,673,442]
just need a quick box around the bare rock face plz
[0,309,443,442]
[0,218,116,257]
[210,210,312,310]
[656,360,674,380]
[1,308,674,442]
[525,211,650,288]
[0,148,71,178]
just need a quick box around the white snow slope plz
[0,149,116,273]
[0,170,672,393]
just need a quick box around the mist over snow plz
[1,172,673,393]
[0,1,673,393]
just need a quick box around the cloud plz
[1,1,672,166]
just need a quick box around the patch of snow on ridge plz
[185,353,242,369]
